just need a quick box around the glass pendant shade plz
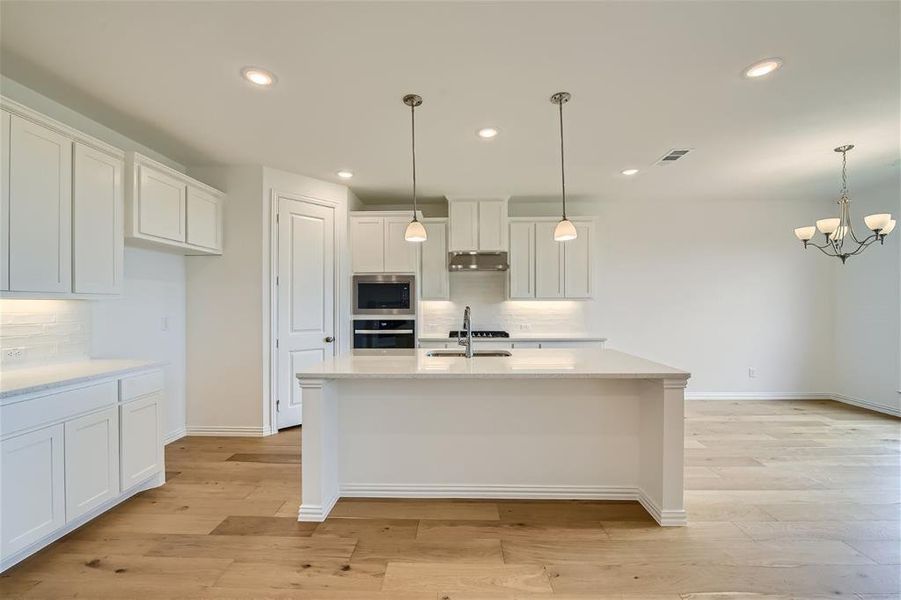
[816,218,840,234]
[881,219,896,235]
[864,213,892,231]
[794,226,816,241]
[404,218,427,242]
[554,218,578,242]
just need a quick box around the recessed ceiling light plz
[743,58,783,79]
[477,127,499,139]
[621,168,639,176]
[336,170,354,179]
[241,66,277,87]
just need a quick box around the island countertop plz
[296,348,689,381]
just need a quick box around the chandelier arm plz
[807,241,840,257]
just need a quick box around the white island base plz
[297,349,690,526]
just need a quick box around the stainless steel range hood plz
[448,251,509,272]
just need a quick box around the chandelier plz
[793,145,895,263]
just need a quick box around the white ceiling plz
[1,1,898,204]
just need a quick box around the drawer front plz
[119,370,164,402]
[1,381,117,437]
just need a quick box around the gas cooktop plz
[448,330,510,338]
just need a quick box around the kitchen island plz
[295,348,690,525]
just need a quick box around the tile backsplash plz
[0,300,91,367]
[419,272,593,335]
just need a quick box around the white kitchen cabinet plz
[508,221,535,299]
[384,216,418,273]
[564,221,592,298]
[64,407,119,521]
[534,221,564,298]
[1,110,9,291]
[73,143,124,295]
[186,185,223,252]
[120,392,163,490]
[126,153,224,256]
[350,211,420,274]
[447,197,509,252]
[420,218,449,299]
[8,115,72,293]
[0,424,66,558]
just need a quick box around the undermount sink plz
[426,350,512,358]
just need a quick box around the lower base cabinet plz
[0,424,66,557]
[120,392,163,490]
[64,407,119,521]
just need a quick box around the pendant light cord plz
[410,102,418,221]
[558,99,566,219]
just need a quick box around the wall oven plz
[353,274,415,315]
[353,319,416,349]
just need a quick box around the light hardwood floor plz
[1,399,898,599]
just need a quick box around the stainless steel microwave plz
[353,274,416,315]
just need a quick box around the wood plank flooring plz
[1,399,898,599]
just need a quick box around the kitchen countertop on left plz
[1,359,164,399]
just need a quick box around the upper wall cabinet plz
[0,97,125,298]
[508,217,595,300]
[447,197,509,252]
[350,211,420,274]
[419,218,449,300]
[126,153,224,255]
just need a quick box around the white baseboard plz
[163,427,187,444]
[636,489,687,526]
[184,425,268,437]
[685,392,832,400]
[298,493,339,522]
[831,393,901,417]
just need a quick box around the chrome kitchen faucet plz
[458,306,474,358]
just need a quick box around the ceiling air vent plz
[656,148,693,165]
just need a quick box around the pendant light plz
[403,94,427,242]
[551,91,577,242]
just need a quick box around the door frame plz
[267,189,341,433]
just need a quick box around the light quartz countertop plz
[418,333,607,342]
[297,348,688,381]
[1,359,163,399]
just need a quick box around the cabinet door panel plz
[65,407,119,521]
[350,217,385,273]
[120,393,162,490]
[448,200,478,251]
[478,199,507,251]
[186,186,223,251]
[73,143,124,294]
[1,424,65,557]
[8,115,72,292]
[1,110,9,291]
[138,165,186,242]
[564,222,592,298]
[534,222,564,298]
[508,222,535,299]
[384,216,417,273]
[420,220,449,299]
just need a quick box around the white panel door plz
[73,143,123,294]
[8,115,72,292]
[420,219,449,300]
[350,216,384,273]
[478,199,507,251]
[384,216,417,273]
[534,221,564,298]
[186,186,223,251]
[120,393,163,490]
[277,197,336,429]
[65,406,119,521]
[564,221,593,298]
[0,424,65,557]
[138,165,186,242]
[508,222,535,299]
[1,110,10,291]
[448,199,478,251]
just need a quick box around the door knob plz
[324,336,335,343]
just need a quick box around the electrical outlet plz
[748,367,757,378]
[519,323,531,331]
[3,347,26,363]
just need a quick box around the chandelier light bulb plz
[794,226,816,241]
[864,213,892,231]
[816,218,840,235]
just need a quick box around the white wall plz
[832,187,901,415]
